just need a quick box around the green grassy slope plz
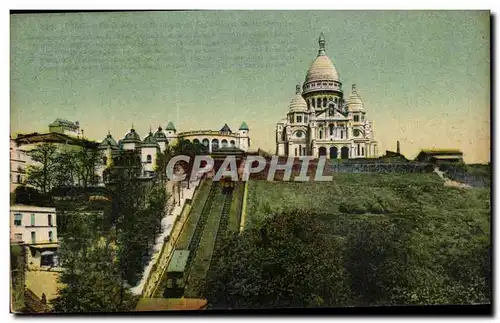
[245,173,490,231]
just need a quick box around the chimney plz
[397,141,400,154]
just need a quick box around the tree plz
[24,143,59,196]
[205,210,350,309]
[172,139,206,189]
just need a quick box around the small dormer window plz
[296,115,302,123]
[354,115,360,122]
[146,155,152,164]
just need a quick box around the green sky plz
[10,11,490,163]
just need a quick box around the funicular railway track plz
[183,182,235,297]
[208,191,233,269]
[184,183,219,269]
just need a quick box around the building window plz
[317,98,321,108]
[146,155,152,164]
[340,130,343,139]
[230,140,236,147]
[298,145,302,156]
[49,231,53,242]
[329,124,334,136]
[304,116,308,123]
[48,214,53,227]
[357,144,360,156]
[323,97,327,107]
[319,129,323,139]
[30,214,35,226]
[303,147,306,155]
[354,115,359,122]
[361,115,365,121]
[17,175,21,183]
[31,232,36,244]
[295,148,298,156]
[362,147,365,156]
[296,131,303,138]
[311,99,315,108]
[296,115,302,123]
[14,213,22,226]
[14,233,22,241]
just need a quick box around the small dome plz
[122,128,141,143]
[99,133,119,149]
[166,121,176,131]
[142,131,159,147]
[347,84,364,111]
[239,121,249,131]
[154,127,167,141]
[288,85,308,112]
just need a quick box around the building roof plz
[134,298,208,311]
[167,250,190,273]
[141,131,160,148]
[431,155,464,160]
[153,127,168,141]
[166,121,176,131]
[122,129,141,143]
[49,118,79,129]
[15,132,98,149]
[304,33,339,84]
[239,121,249,131]
[100,133,119,149]
[420,149,463,155]
[220,123,232,133]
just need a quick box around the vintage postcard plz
[9,10,491,314]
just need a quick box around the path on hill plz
[434,167,472,189]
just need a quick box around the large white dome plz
[304,32,340,84]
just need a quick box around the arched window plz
[317,98,321,108]
[202,138,209,147]
[211,139,219,152]
[323,97,327,107]
[329,124,334,136]
[146,155,152,164]
[221,139,228,148]
[357,144,360,156]
[319,129,323,139]
[311,99,315,108]
[340,130,343,139]
[193,139,200,145]
[362,147,365,156]
[298,145,302,156]
[295,148,298,156]
[230,140,236,147]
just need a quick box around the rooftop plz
[167,249,190,273]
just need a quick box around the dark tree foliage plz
[205,210,350,309]
[206,208,490,308]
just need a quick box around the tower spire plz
[352,83,357,93]
[295,84,301,94]
[318,32,326,56]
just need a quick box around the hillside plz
[204,173,491,308]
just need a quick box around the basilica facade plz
[276,33,378,159]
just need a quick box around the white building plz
[98,121,250,179]
[10,137,27,192]
[276,33,378,159]
[10,205,58,269]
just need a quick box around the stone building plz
[276,33,378,159]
